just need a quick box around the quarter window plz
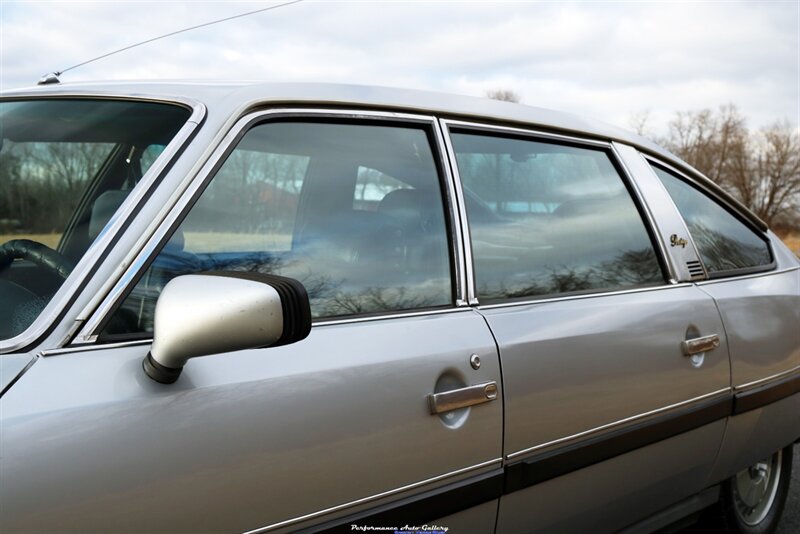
[102,120,453,337]
[651,164,772,274]
[450,130,663,301]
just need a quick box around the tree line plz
[0,142,113,233]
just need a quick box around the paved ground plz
[775,445,799,534]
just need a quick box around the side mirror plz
[142,272,311,384]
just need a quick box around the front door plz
[0,113,503,533]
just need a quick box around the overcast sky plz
[1,1,798,134]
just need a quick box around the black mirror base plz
[143,352,183,384]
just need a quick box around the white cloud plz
[1,0,797,132]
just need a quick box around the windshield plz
[0,98,192,342]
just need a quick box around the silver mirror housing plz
[143,272,311,384]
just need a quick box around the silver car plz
[1,82,798,533]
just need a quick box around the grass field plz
[0,233,62,249]
[182,232,292,252]
[0,232,293,253]
[777,232,800,257]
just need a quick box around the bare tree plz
[746,122,800,225]
[485,89,522,103]
[629,109,652,137]
[664,104,747,184]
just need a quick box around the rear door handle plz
[428,381,499,415]
[681,334,721,356]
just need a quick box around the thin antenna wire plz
[53,0,304,77]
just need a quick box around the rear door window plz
[450,130,663,302]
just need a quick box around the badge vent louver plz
[686,260,705,279]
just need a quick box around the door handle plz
[681,334,721,356]
[428,381,499,415]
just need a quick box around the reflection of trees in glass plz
[479,247,662,301]
[109,245,449,334]
[688,222,771,271]
[597,248,664,287]
[239,254,448,318]
[656,167,772,272]
[320,286,445,317]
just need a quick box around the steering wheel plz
[0,239,75,279]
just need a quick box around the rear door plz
[443,123,731,533]
[650,161,800,471]
[0,111,503,533]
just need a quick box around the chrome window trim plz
[439,119,478,305]
[442,118,613,148]
[314,305,473,327]
[243,457,502,533]
[43,308,474,357]
[695,265,799,286]
[643,155,777,278]
[477,282,693,311]
[431,119,468,306]
[506,388,732,462]
[74,108,468,345]
[439,119,674,306]
[0,92,206,354]
[40,339,152,357]
[735,363,800,391]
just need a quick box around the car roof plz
[0,80,767,230]
[1,80,665,151]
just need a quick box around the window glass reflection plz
[451,132,663,301]
[652,165,771,273]
[104,122,453,336]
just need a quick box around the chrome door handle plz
[428,381,499,415]
[681,334,720,356]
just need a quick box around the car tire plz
[703,444,794,534]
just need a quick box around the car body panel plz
[697,269,800,388]
[482,285,730,530]
[0,353,34,394]
[496,420,725,534]
[482,286,729,456]
[0,82,797,532]
[0,311,502,532]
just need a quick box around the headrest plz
[89,190,130,240]
[377,188,428,220]
[89,190,183,251]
